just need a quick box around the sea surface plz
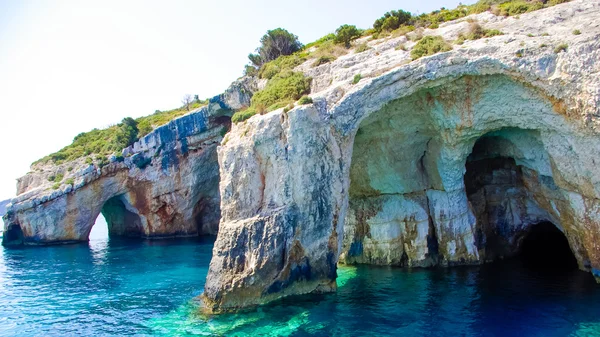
[1,218,600,336]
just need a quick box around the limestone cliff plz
[3,0,600,316]
[0,88,252,244]
[202,0,600,313]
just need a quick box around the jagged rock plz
[202,0,600,313]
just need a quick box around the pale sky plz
[0,0,473,200]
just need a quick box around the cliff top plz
[9,0,600,209]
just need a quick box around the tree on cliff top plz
[114,117,139,149]
[248,28,303,67]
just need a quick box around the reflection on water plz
[1,231,600,336]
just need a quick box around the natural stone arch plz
[204,72,600,313]
[90,194,145,239]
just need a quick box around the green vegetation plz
[573,29,581,35]
[252,71,311,108]
[297,96,313,105]
[312,55,336,67]
[48,173,63,182]
[352,74,362,84]
[367,0,570,35]
[258,54,306,79]
[231,71,311,123]
[65,178,75,186]
[455,22,503,44]
[52,183,61,190]
[335,25,362,48]
[411,36,452,60]
[248,28,303,68]
[373,10,412,32]
[554,43,568,53]
[304,34,336,50]
[355,43,371,53]
[35,98,207,165]
[231,109,257,123]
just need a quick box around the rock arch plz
[94,194,145,239]
[3,104,228,245]
[204,69,600,312]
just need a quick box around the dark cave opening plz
[4,224,24,245]
[94,195,144,239]
[464,131,579,272]
[519,221,578,271]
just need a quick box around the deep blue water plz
[1,220,600,336]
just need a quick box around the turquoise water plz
[2,220,600,336]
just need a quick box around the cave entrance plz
[89,195,144,240]
[519,221,578,270]
[3,224,24,245]
[464,129,579,271]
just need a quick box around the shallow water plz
[1,224,600,336]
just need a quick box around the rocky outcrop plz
[0,200,8,217]
[202,0,600,313]
[1,90,251,245]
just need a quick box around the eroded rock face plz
[1,92,244,245]
[203,0,600,313]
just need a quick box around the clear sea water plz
[1,218,600,336]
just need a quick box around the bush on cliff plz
[251,71,311,109]
[248,28,303,67]
[373,10,412,32]
[231,71,311,123]
[34,99,208,165]
[455,22,503,44]
[411,36,452,60]
[335,25,362,48]
[258,54,305,79]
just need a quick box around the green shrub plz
[573,29,581,35]
[311,40,348,60]
[352,74,362,84]
[65,178,75,186]
[231,109,257,123]
[429,23,440,29]
[355,43,371,53]
[548,0,569,5]
[52,182,61,190]
[85,157,93,165]
[304,34,336,50]
[248,28,303,67]
[312,55,336,67]
[258,54,305,79]
[244,65,258,77]
[373,10,412,32]
[456,23,503,43]
[249,71,311,112]
[335,25,362,48]
[411,36,452,60]
[55,173,64,182]
[297,96,313,105]
[390,25,416,38]
[554,43,568,53]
